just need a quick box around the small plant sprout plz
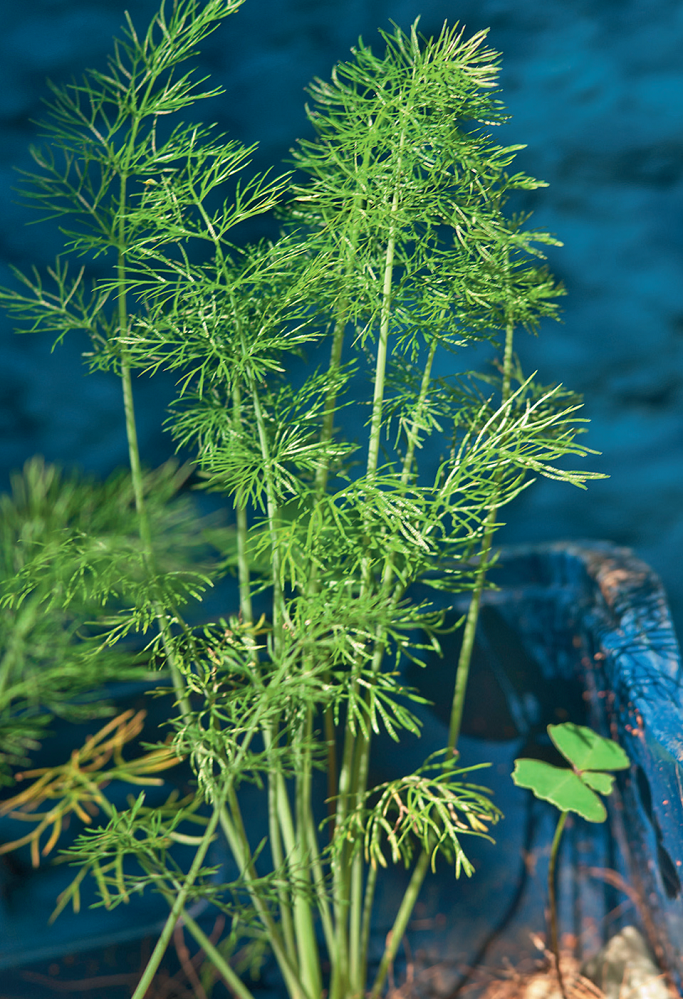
[512,723,630,999]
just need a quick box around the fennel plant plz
[0,1,605,996]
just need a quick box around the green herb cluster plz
[0,1,605,996]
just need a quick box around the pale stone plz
[581,926,671,999]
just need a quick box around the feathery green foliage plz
[0,2,605,997]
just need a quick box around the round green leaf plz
[511,758,607,822]
[548,723,630,773]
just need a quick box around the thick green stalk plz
[267,732,322,999]
[342,137,404,997]
[331,540,385,993]
[294,709,325,999]
[348,845,364,992]
[209,668,318,999]
[301,769,335,956]
[358,859,378,994]
[266,729,299,963]
[228,304,320,997]
[311,307,346,836]
[328,714,357,999]
[250,379,321,999]
[350,337,439,989]
[189,650,309,999]
[218,792,310,999]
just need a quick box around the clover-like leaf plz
[580,770,616,796]
[512,723,630,824]
[511,758,607,823]
[548,723,630,774]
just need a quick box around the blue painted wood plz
[369,542,683,994]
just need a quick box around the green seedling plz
[512,723,630,999]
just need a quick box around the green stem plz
[324,706,338,839]
[131,796,224,999]
[301,767,335,958]
[329,714,356,999]
[447,313,515,751]
[250,381,288,647]
[348,845,364,993]
[351,338,439,990]
[180,908,257,999]
[116,166,190,719]
[311,304,345,852]
[218,794,309,999]
[549,810,569,999]
[262,717,321,999]
[365,222,398,483]
[358,860,378,994]
[190,657,309,999]
[293,708,324,999]
[342,143,403,996]
[121,359,190,718]
[249,378,320,999]
[232,382,255,631]
[265,722,299,964]
[315,308,346,499]
[367,849,431,999]
[370,314,516,999]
